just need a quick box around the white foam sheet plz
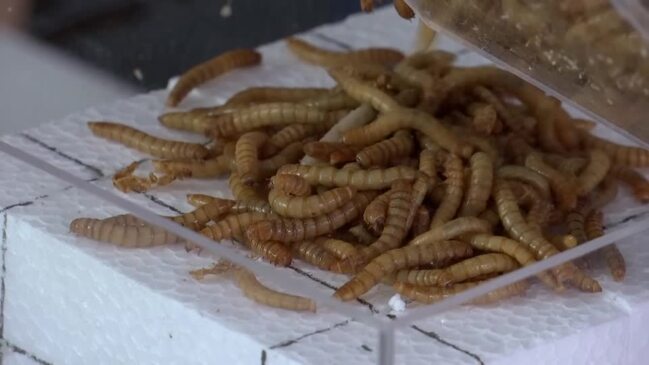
[3,6,649,365]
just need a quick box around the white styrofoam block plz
[3,6,649,365]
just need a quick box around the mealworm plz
[550,234,579,251]
[467,103,502,136]
[505,135,535,165]
[111,161,180,193]
[468,234,560,290]
[496,165,551,199]
[102,214,147,226]
[536,101,566,154]
[209,103,337,138]
[393,0,414,18]
[303,141,361,165]
[286,37,403,68]
[393,268,452,287]
[577,149,611,195]
[189,260,233,280]
[566,201,590,244]
[234,268,316,312]
[245,191,376,243]
[235,131,268,184]
[153,154,230,178]
[459,152,494,217]
[343,108,472,158]
[356,130,414,168]
[270,174,311,197]
[348,224,377,245]
[225,87,328,106]
[231,199,273,214]
[525,152,578,211]
[229,171,263,201]
[430,154,465,228]
[414,20,437,52]
[553,108,582,150]
[328,69,401,113]
[200,212,277,242]
[291,239,337,270]
[363,190,391,233]
[544,154,588,176]
[268,186,356,218]
[586,210,626,282]
[258,141,306,178]
[508,181,552,229]
[249,240,292,267]
[186,193,221,207]
[610,166,649,203]
[479,208,502,229]
[88,121,209,159]
[409,217,491,246]
[333,240,474,300]
[170,198,235,230]
[69,217,180,247]
[581,132,649,167]
[443,253,519,284]
[394,280,529,305]
[268,122,336,149]
[167,49,261,106]
[158,110,216,134]
[472,86,525,136]
[321,239,358,260]
[276,164,418,190]
[591,176,619,209]
[412,206,431,236]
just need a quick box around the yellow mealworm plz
[170,199,235,230]
[581,132,649,167]
[344,108,472,158]
[277,164,418,190]
[550,234,579,251]
[577,149,611,195]
[245,192,376,243]
[478,208,501,229]
[525,152,578,211]
[200,212,278,242]
[333,240,474,300]
[167,49,261,107]
[88,121,209,159]
[153,154,230,178]
[102,214,147,226]
[467,103,502,136]
[430,154,465,228]
[292,239,337,270]
[409,217,491,246]
[394,280,529,305]
[158,110,216,134]
[303,141,361,164]
[270,174,312,197]
[544,154,588,176]
[268,186,356,218]
[443,253,519,284]
[286,37,403,68]
[235,131,268,184]
[356,130,414,168]
[328,69,401,113]
[363,189,391,233]
[566,201,590,244]
[349,224,378,245]
[321,239,358,260]
[394,268,452,287]
[508,181,553,229]
[301,90,360,111]
[69,217,180,247]
[393,0,414,18]
[234,268,316,312]
[225,87,328,106]
[468,234,560,290]
[268,121,336,149]
[610,166,649,203]
[412,206,431,236]
[586,210,626,282]
[249,240,292,267]
[229,171,263,201]
[472,86,525,136]
[210,103,337,138]
[186,193,221,207]
[231,200,273,214]
[459,152,494,217]
[258,141,306,178]
[496,165,551,199]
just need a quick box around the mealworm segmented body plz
[394,280,529,305]
[235,131,268,184]
[410,217,492,246]
[468,103,501,136]
[225,87,328,106]
[229,172,263,201]
[268,186,356,218]
[245,192,376,244]
[158,110,216,134]
[430,154,465,227]
[88,121,209,159]
[610,166,649,203]
[186,193,221,207]
[304,141,361,165]
[231,200,273,214]
[577,149,611,195]
[333,240,474,301]
[412,206,431,236]
[394,268,452,287]
[249,240,292,267]
[258,141,306,178]
[286,37,404,68]
[586,210,626,282]
[234,268,316,312]
[328,69,401,113]
[268,122,335,149]
[301,90,359,111]
[321,239,358,260]
[459,152,494,217]
[170,199,234,230]
[166,49,260,106]
[343,108,473,158]
[270,174,312,197]
[69,218,180,247]
[472,86,525,136]
[277,164,418,190]
[443,253,519,284]
[363,190,391,233]
[200,212,277,242]
[525,152,577,211]
[349,224,377,245]
[356,130,414,168]
[292,239,337,270]
[581,133,649,167]
[496,165,551,199]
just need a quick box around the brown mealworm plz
[333,240,473,300]
[186,193,222,207]
[412,205,431,236]
[328,69,402,113]
[496,165,552,199]
[566,201,591,244]
[235,131,268,184]
[581,132,649,167]
[229,171,263,201]
[170,198,235,230]
[443,253,520,284]
[286,37,403,68]
[158,110,216,134]
[200,212,277,242]
[459,152,494,217]
[277,164,418,190]
[167,49,261,107]
[472,86,526,136]
[356,130,414,168]
[349,224,378,245]
[88,121,209,159]
[394,280,529,305]
[467,103,502,136]
[610,166,649,203]
[363,190,392,233]
[225,87,328,106]
[577,149,611,195]
[231,200,273,214]
[586,210,626,282]
[249,240,292,267]
[409,217,491,246]
[268,186,356,218]
[525,152,578,211]
[430,153,465,227]
[301,90,360,111]
[291,239,338,270]
[303,141,361,165]
[234,268,316,312]
[153,154,230,178]
[268,122,334,150]
[321,239,359,260]
[69,217,180,247]
[393,0,415,18]
[270,174,312,197]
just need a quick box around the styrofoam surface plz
[3,6,649,365]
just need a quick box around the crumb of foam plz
[388,294,406,313]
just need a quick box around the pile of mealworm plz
[69,22,649,313]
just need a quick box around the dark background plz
[27,0,362,90]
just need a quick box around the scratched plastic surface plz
[3,7,649,365]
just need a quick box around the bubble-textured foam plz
[3,7,649,365]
